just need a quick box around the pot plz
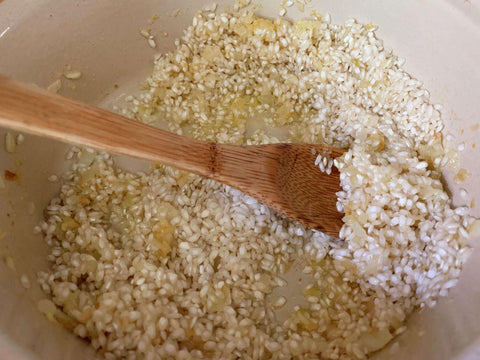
[1,1,479,359]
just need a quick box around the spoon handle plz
[0,75,214,177]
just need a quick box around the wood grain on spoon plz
[0,75,345,236]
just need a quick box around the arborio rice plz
[37,4,478,360]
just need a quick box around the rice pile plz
[37,3,477,360]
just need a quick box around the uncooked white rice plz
[38,3,478,360]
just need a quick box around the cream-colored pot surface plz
[1,0,479,359]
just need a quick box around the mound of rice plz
[37,3,477,359]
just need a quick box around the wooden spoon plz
[0,76,345,236]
